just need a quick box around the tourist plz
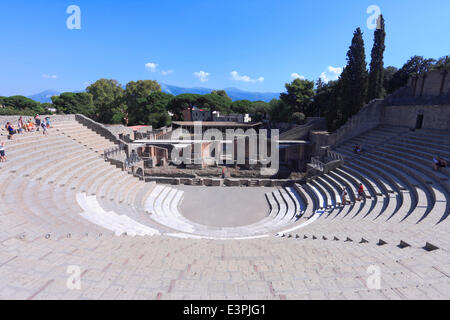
[27,119,35,132]
[356,183,365,201]
[41,120,49,135]
[0,142,6,162]
[35,115,41,132]
[6,122,15,140]
[45,116,52,128]
[432,156,439,170]
[354,145,362,154]
[341,187,348,205]
[438,156,448,168]
[433,155,448,171]
[17,117,24,134]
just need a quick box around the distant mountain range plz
[26,84,281,103]
[159,83,281,102]
[27,90,61,103]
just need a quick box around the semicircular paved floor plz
[178,186,275,228]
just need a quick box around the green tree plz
[196,94,232,114]
[146,92,173,129]
[167,94,201,120]
[51,92,96,116]
[251,101,270,122]
[311,80,340,121]
[280,78,315,115]
[340,28,368,120]
[231,100,254,115]
[2,95,40,110]
[268,99,293,123]
[86,79,124,124]
[132,91,173,128]
[291,112,306,124]
[387,56,435,94]
[367,15,386,101]
[383,66,398,93]
[0,95,46,115]
[432,55,450,71]
[320,81,345,132]
[125,80,161,125]
[211,90,232,101]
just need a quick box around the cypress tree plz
[340,28,369,120]
[368,15,386,101]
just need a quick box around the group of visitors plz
[341,183,366,205]
[4,115,51,140]
[432,155,448,171]
[1,115,52,161]
[339,154,448,205]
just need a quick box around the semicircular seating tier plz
[0,119,449,299]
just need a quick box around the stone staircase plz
[289,125,450,252]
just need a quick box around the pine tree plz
[367,15,386,101]
[340,28,368,120]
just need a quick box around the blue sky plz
[1,0,449,96]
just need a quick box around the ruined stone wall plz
[382,104,450,130]
[309,99,384,153]
[408,69,450,97]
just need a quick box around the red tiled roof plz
[129,125,150,130]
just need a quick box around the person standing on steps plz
[41,120,49,136]
[354,145,362,154]
[45,116,52,128]
[17,117,24,134]
[433,155,448,171]
[356,183,365,201]
[6,122,15,140]
[341,187,348,205]
[35,115,41,132]
[438,156,448,168]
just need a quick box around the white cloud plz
[42,74,57,79]
[320,66,343,83]
[161,70,174,76]
[193,71,210,82]
[145,62,158,72]
[230,71,264,83]
[291,73,305,80]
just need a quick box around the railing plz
[75,114,126,145]
[104,143,126,160]
[327,149,344,161]
[310,157,325,172]
[125,151,142,169]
